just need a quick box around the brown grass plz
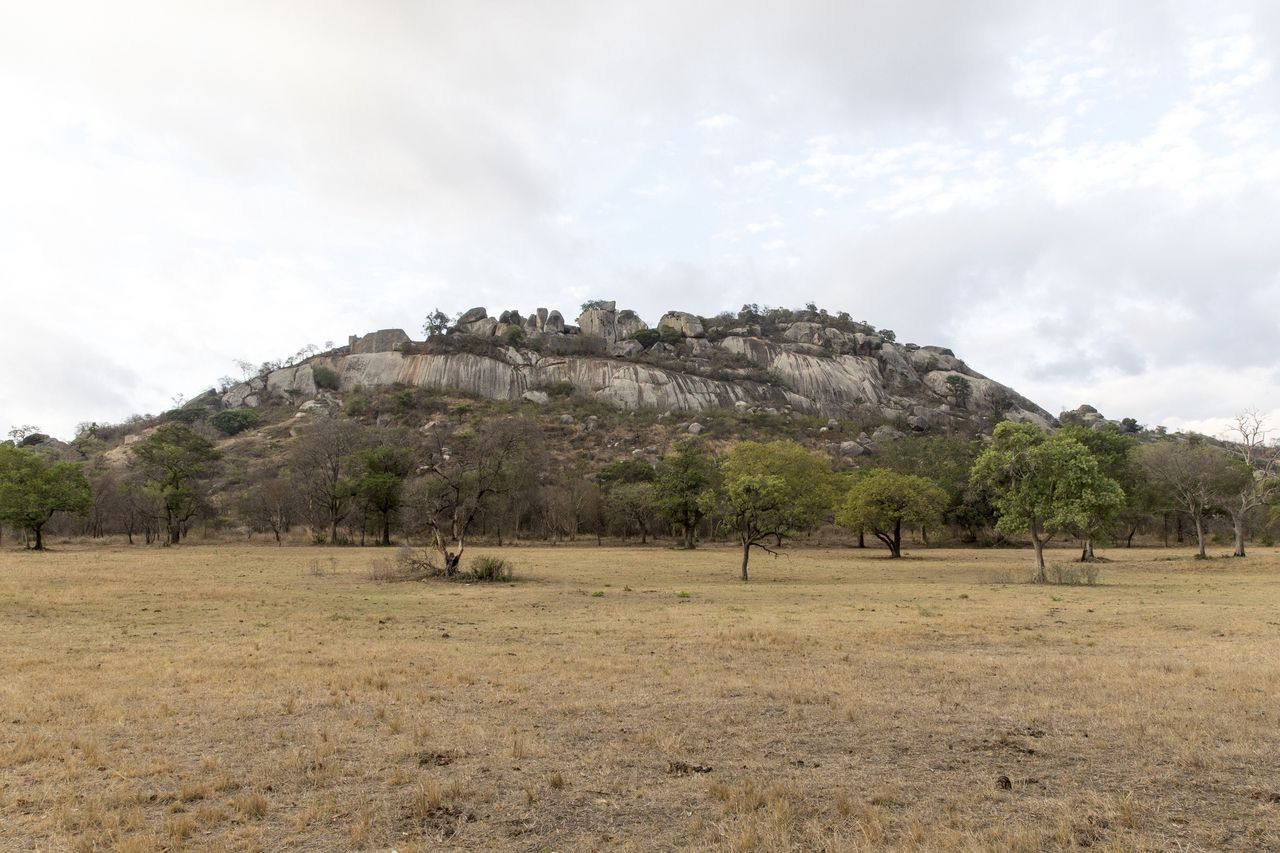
[1,543,1279,850]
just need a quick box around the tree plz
[411,418,538,576]
[238,475,299,544]
[836,469,947,558]
[1138,440,1243,558]
[944,375,972,409]
[877,436,982,541]
[1057,426,1139,560]
[0,445,91,550]
[971,421,1125,582]
[355,444,413,546]
[129,423,221,545]
[1220,411,1280,557]
[422,308,450,339]
[290,419,367,544]
[654,438,719,549]
[604,482,658,542]
[720,441,832,581]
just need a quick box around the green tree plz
[944,375,973,409]
[654,438,719,549]
[290,419,368,544]
[0,445,91,550]
[422,308,450,339]
[971,421,1125,582]
[877,436,982,541]
[720,440,832,581]
[130,423,221,545]
[836,469,947,558]
[1058,425,1140,560]
[355,444,413,546]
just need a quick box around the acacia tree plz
[971,421,1125,582]
[411,418,538,575]
[290,419,367,544]
[654,438,719,549]
[0,445,91,550]
[1220,411,1280,557]
[720,441,832,581]
[131,423,221,544]
[836,469,947,558]
[1138,440,1241,558]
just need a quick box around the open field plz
[1,544,1279,852]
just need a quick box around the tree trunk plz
[330,517,339,545]
[892,519,902,558]
[684,525,695,550]
[1161,513,1169,548]
[32,524,44,551]
[381,515,391,547]
[740,541,750,582]
[1032,536,1046,583]
[1233,513,1247,557]
[1080,539,1095,562]
[1194,515,1206,558]
[857,528,865,548]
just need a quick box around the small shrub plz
[504,325,526,346]
[467,556,513,582]
[208,408,260,436]
[312,365,341,391]
[1046,563,1100,585]
[164,406,207,424]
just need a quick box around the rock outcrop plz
[223,303,1054,432]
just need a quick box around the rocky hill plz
[220,302,1052,440]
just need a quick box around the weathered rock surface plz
[348,329,410,354]
[222,303,1054,431]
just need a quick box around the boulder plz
[522,390,550,405]
[658,311,706,339]
[457,307,487,325]
[872,425,905,443]
[687,338,714,356]
[536,308,549,329]
[783,322,824,345]
[348,328,411,354]
[839,441,865,457]
[461,317,498,337]
[734,400,750,411]
[610,340,644,358]
[826,418,840,431]
[577,304,648,345]
[544,310,565,333]
[687,422,703,435]
[559,414,574,424]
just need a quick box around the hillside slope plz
[221,302,1052,435]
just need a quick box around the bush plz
[504,325,526,346]
[1046,563,1100,585]
[467,556,514,582]
[630,328,661,348]
[532,380,576,399]
[164,406,207,424]
[312,365,341,391]
[208,408,260,436]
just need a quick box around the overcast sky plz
[3,1,1278,440]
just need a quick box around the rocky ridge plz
[222,302,1054,437]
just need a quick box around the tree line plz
[2,412,1277,582]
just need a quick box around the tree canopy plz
[836,468,947,558]
[654,438,719,549]
[971,421,1125,581]
[130,423,221,544]
[0,445,91,550]
[720,440,832,581]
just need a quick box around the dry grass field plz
[1,542,1279,852]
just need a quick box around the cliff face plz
[222,304,1053,432]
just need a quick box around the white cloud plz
[1,1,1278,438]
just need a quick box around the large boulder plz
[545,310,565,333]
[348,329,410,354]
[578,304,648,345]
[457,306,487,325]
[658,311,706,339]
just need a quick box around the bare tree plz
[290,419,368,544]
[1221,411,1280,557]
[408,418,539,575]
[1139,440,1241,558]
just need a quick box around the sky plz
[2,1,1279,440]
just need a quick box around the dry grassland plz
[1,543,1279,852]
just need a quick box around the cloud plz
[1,1,1278,437]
